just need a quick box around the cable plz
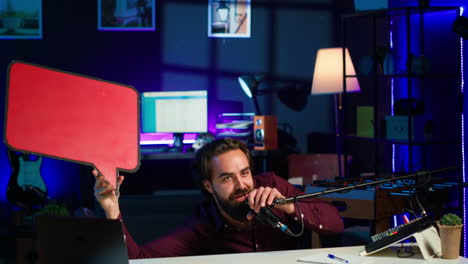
[283,200,305,238]
[397,242,417,258]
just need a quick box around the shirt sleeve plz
[254,172,344,235]
[119,214,207,259]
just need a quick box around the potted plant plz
[35,203,70,217]
[437,213,463,259]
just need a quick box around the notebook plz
[35,215,129,264]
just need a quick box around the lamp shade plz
[311,47,360,95]
[238,74,264,98]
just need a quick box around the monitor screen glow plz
[141,90,208,134]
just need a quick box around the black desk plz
[119,149,283,195]
[140,149,277,172]
[141,151,195,160]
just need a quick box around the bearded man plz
[94,138,343,259]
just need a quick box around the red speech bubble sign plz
[4,61,140,187]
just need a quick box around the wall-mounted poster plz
[99,0,155,31]
[208,0,251,38]
[0,0,42,39]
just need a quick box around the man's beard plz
[213,187,252,222]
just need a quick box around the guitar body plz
[6,149,48,208]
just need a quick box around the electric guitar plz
[6,149,48,209]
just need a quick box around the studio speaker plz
[253,115,277,150]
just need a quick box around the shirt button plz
[294,214,304,221]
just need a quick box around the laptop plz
[35,215,129,264]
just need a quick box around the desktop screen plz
[141,90,208,133]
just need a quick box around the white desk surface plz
[129,245,468,264]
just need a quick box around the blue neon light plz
[459,5,466,258]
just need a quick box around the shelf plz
[339,5,461,176]
[346,73,459,79]
[141,151,195,160]
[343,134,459,146]
[343,6,459,19]
[140,149,277,160]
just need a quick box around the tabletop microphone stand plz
[272,166,457,259]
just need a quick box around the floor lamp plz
[311,47,361,178]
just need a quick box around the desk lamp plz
[311,47,361,177]
[238,74,309,115]
[238,74,265,115]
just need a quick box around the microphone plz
[240,200,289,233]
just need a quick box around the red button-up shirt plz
[121,172,344,259]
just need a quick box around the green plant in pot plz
[35,203,70,217]
[437,213,463,259]
[440,213,462,226]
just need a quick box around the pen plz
[327,254,349,263]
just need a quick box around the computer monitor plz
[141,90,208,148]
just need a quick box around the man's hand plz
[93,169,124,219]
[246,186,294,220]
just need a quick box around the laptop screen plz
[36,215,129,264]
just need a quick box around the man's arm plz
[121,217,208,258]
[254,172,344,235]
[93,170,207,258]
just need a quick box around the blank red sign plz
[4,61,140,187]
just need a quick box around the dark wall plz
[0,0,467,258]
[0,0,353,227]
[0,0,465,204]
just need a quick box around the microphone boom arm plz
[273,166,458,206]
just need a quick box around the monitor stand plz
[168,133,184,152]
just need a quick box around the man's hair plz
[192,138,252,190]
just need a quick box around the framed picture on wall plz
[0,0,42,39]
[208,0,251,38]
[98,0,155,31]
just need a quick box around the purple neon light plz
[140,133,197,145]
[390,18,396,173]
[98,28,155,31]
[390,16,397,228]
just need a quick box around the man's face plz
[202,149,254,221]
